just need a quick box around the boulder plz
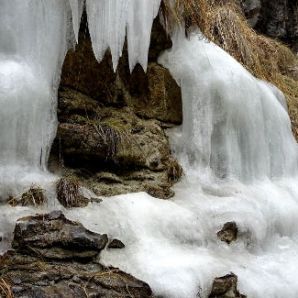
[12,211,108,261]
[217,222,238,244]
[0,211,153,298]
[108,239,125,249]
[0,251,153,298]
[209,273,246,298]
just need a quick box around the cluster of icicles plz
[70,0,161,71]
[1,1,298,298]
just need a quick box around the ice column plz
[0,0,71,197]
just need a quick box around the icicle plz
[68,0,85,43]
[86,0,128,71]
[86,0,161,71]
[127,0,161,71]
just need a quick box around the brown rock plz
[209,273,246,298]
[12,211,108,261]
[145,184,175,200]
[0,251,153,298]
[0,210,153,298]
[217,222,238,244]
[124,63,182,124]
[60,16,182,124]
[108,239,125,249]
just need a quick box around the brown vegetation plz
[0,278,13,298]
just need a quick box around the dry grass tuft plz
[0,278,13,298]
[8,185,46,207]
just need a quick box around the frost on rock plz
[86,0,161,71]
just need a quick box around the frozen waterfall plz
[0,0,164,198]
[159,31,298,182]
[1,1,298,298]
[0,0,72,198]
[66,33,298,298]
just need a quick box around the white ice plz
[86,0,161,71]
[159,31,298,183]
[68,0,85,43]
[0,0,72,199]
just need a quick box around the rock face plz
[240,0,262,27]
[0,212,153,298]
[60,16,181,124]
[49,14,183,199]
[51,88,182,199]
[254,0,298,50]
[209,273,246,298]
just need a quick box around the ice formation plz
[68,0,85,43]
[159,31,298,182]
[64,33,298,298]
[86,0,161,71]
[0,0,71,198]
[1,1,298,298]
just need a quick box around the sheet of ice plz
[0,0,72,199]
[159,31,298,183]
[86,0,161,71]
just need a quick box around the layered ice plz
[86,0,161,71]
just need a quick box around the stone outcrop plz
[60,16,182,124]
[49,14,183,199]
[209,273,246,298]
[50,88,182,199]
[0,211,153,298]
[245,0,298,51]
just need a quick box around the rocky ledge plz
[0,211,153,298]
